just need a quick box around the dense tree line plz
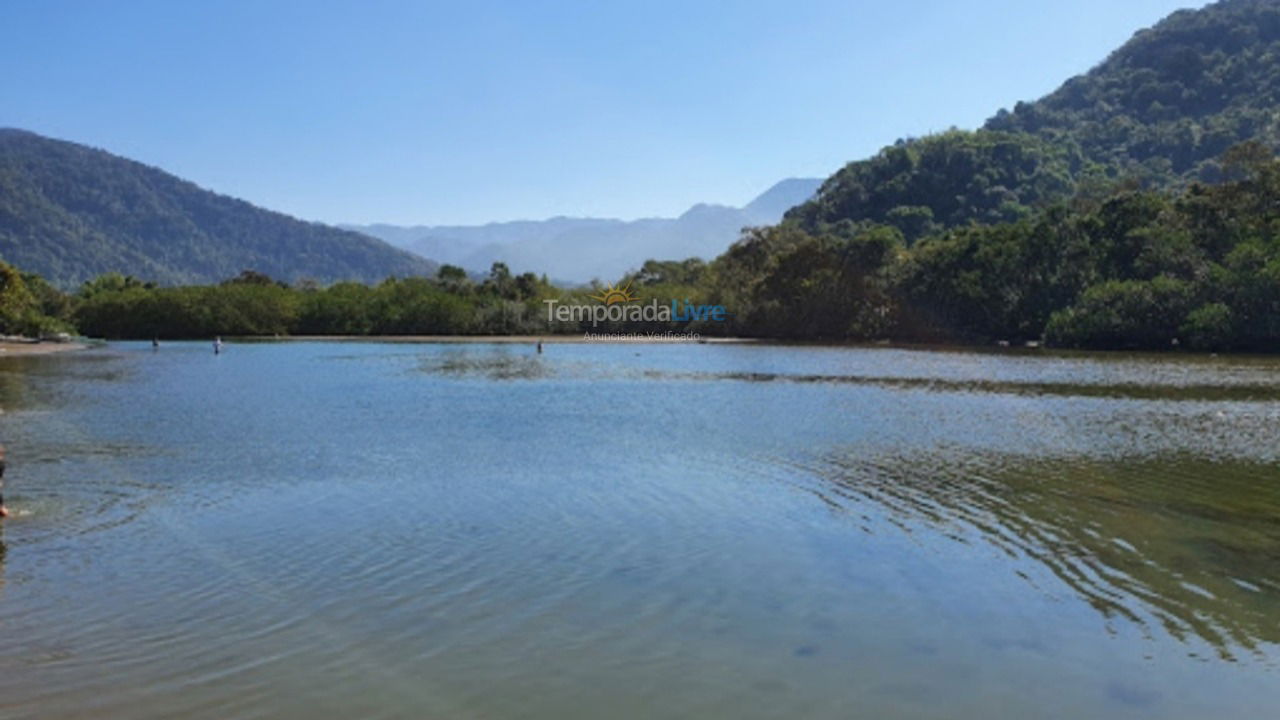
[4,143,1278,352]
[66,264,575,339]
[697,142,1280,351]
[0,261,74,336]
[57,262,724,341]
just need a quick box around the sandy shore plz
[280,334,758,344]
[0,339,90,356]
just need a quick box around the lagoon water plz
[1,341,1279,719]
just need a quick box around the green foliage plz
[297,282,377,335]
[784,130,1077,243]
[0,129,437,289]
[72,266,563,339]
[985,0,1280,184]
[698,143,1280,352]
[436,265,469,284]
[79,272,153,298]
[1181,302,1235,350]
[0,261,74,336]
[782,0,1280,258]
[707,224,901,339]
[1044,277,1195,349]
[22,141,1280,353]
[20,271,76,335]
[74,282,298,339]
[896,221,1048,341]
[0,261,38,333]
[625,258,709,288]
[21,0,1280,353]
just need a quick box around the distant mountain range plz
[0,129,436,288]
[0,124,816,288]
[346,177,822,283]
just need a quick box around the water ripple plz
[793,448,1280,662]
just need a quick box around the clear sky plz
[0,0,1208,226]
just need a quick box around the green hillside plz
[786,0,1280,241]
[985,0,1280,182]
[695,0,1280,350]
[784,130,1078,243]
[0,129,436,288]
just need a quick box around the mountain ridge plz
[346,177,822,283]
[0,128,437,288]
[785,0,1280,241]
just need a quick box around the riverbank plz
[0,338,90,356]
[278,334,760,345]
[188,335,1280,359]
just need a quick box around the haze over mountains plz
[0,129,436,288]
[2,0,1277,298]
[346,177,821,283]
[0,123,818,288]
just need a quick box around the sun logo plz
[590,282,640,305]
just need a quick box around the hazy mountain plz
[741,177,828,223]
[347,178,822,283]
[0,129,437,288]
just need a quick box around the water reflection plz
[0,351,158,546]
[0,351,132,414]
[0,358,38,413]
[4,342,1280,719]
[803,449,1280,660]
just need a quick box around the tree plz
[0,261,38,334]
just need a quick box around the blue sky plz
[1,0,1207,225]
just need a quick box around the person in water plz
[0,445,8,518]
[214,336,223,354]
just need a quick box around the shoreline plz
[223,336,1280,361]
[0,339,91,356]
[270,334,759,345]
[60,335,1279,359]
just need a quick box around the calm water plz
[1,341,1279,719]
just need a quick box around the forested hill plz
[783,130,1079,243]
[985,0,1280,182]
[786,0,1280,242]
[0,129,437,288]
